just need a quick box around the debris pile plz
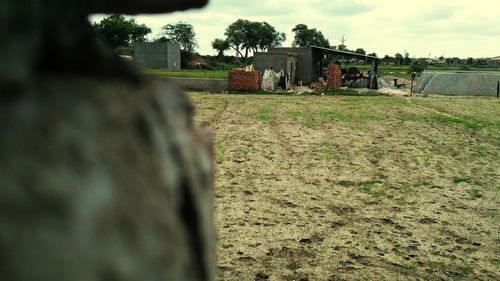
[310,77,327,90]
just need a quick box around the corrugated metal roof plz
[310,45,379,60]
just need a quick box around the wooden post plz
[497,80,499,98]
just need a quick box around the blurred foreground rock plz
[0,0,214,280]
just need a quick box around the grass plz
[256,105,273,121]
[144,68,228,79]
[427,113,483,129]
[346,64,500,79]
[453,175,471,184]
[144,65,500,81]
[188,93,500,281]
[319,141,341,161]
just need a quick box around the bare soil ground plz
[188,93,499,281]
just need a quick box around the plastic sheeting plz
[262,69,289,90]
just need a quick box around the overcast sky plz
[92,0,500,58]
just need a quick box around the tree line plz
[91,15,376,60]
[92,15,492,69]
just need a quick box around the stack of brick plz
[228,70,261,91]
[327,64,342,89]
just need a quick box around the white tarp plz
[261,69,285,90]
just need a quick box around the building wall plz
[254,53,288,73]
[488,59,500,68]
[269,47,315,84]
[134,42,181,69]
[253,53,298,83]
[166,43,181,69]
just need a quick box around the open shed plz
[266,46,379,86]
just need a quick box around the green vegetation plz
[189,93,499,280]
[92,14,151,49]
[319,141,341,161]
[345,64,500,79]
[144,68,229,79]
[256,104,273,121]
[145,64,500,80]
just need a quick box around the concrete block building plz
[254,46,379,85]
[253,52,298,84]
[488,56,500,68]
[134,42,181,69]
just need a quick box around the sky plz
[91,0,500,58]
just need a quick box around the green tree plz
[411,59,427,73]
[367,52,377,57]
[224,19,248,59]
[158,21,198,54]
[257,22,286,52]
[395,53,404,65]
[291,24,330,48]
[92,14,151,49]
[211,38,230,58]
[224,19,286,60]
[354,48,366,55]
[404,51,412,65]
[157,21,198,68]
[337,44,348,51]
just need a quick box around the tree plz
[411,59,427,73]
[404,51,412,65]
[367,52,377,57]
[224,19,286,60]
[159,21,198,54]
[92,14,151,49]
[211,38,230,58]
[257,22,286,52]
[291,24,330,48]
[338,44,348,51]
[224,19,248,59]
[158,21,198,68]
[395,53,404,65]
[354,48,366,55]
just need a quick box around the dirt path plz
[190,93,500,281]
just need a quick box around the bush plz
[410,59,427,73]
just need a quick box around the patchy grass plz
[256,104,273,121]
[188,93,500,281]
[144,68,228,79]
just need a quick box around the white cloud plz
[91,0,500,58]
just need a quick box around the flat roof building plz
[488,56,500,68]
[134,42,181,69]
[258,46,379,85]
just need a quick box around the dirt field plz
[188,92,499,281]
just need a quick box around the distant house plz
[134,42,181,69]
[488,56,500,68]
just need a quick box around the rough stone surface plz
[0,0,215,281]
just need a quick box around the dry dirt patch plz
[189,93,499,280]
